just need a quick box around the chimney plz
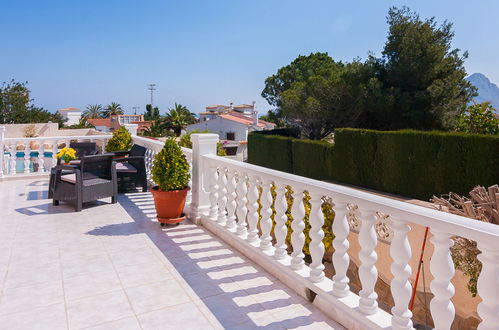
[230,102,234,111]
[253,110,258,126]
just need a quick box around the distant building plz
[87,114,151,134]
[187,102,275,141]
[58,108,82,126]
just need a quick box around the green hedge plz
[248,133,294,173]
[248,129,499,200]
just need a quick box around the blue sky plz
[1,0,498,115]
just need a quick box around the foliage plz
[248,129,499,200]
[102,102,124,117]
[141,120,172,138]
[82,104,103,120]
[455,102,499,135]
[248,133,294,173]
[56,147,77,163]
[0,80,65,125]
[451,237,481,297]
[151,138,190,191]
[164,103,197,136]
[144,104,160,121]
[105,127,132,152]
[259,110,287,128]
[65,119,95,129]
[261,7,475,133]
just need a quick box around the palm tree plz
[165,103,197,136]
[102,102,124,117]
[82,104,103,120]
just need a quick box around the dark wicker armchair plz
[114,144,148,192]
[49,142,99,198]
[51,154,117,212]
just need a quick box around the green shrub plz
[248,128,499,200]
[248,133,294,173]
[151,138,190,191]
[106,127,132,152]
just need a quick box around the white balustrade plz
[23,142,30,173]
[37,141,45,172]
[9,142,16,175]
[259,178,273,251]
[246,175,260,243]
[358,209,379,315]
[225,169,238,231]
[216,167,228,224]
[429,231,455,330]
[273,183,288,260]
[332,201,351,297]
[51,141,58,168]
[389,219,413,330]
[236,172,248,237]
[476,242,499,330]
[208,166,219,221]
[290,189,306,271]
[309,192,325,282]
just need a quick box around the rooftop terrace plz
[0,178,342,330]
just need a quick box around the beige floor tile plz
[0,280,64,316]
[125,279,191,314]
[108,247,161,268]
[63,270,122,302]
[115,262,172,288]
[82,316,142,330]
[138,301,214,330]
[0,303,67,330]
[67,291,134,329]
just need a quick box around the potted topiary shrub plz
[106,127,132,153]
[150,138,190,225]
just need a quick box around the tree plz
[141,120,172,138]
[361,7,475,130]
[455,102,499,135]
[83,104,103,120]
[144,104,160,121]
[102,102,124,117]
[164,103,197,136]
[0,80,65,125]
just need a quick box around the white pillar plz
[477,243,499,330]
[190,133,219,224]
[0,126,5,178]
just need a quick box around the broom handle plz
[409,226,429,311]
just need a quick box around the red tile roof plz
[87,118,111,127]
[219,113,275,128]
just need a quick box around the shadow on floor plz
[85,192,337,329]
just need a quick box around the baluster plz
[358,209,379,315]
[290,188,306,271]
[273,183,288,260]
[186,156,193,204]
[225,169,237,231]
[208,166,219,221]
[37,140,45,172]
[9,142,17,175]
[390,219,413,330]
[259,178,273,251]
[236,172,248,237]
[216,167,227,224]
[429,231,455,330]
[246,175,260,243]
[309,192,325,282]
[3,148,9,176]
[332,201,350,297]
[23,142,31,173]
[476,242,499,330]
[51,141,58,168]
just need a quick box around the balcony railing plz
[1,129,498,330]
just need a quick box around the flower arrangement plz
[56,147,77,164]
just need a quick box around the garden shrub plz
[248,133,294,173]
[106,127,132,152]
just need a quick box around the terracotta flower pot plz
[150,186,189,224]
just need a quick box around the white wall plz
[60,111,82,126]
[186,117,249,141]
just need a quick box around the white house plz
[187,103,276,141]
[58,108,82,126]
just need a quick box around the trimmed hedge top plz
[248,128,499,200]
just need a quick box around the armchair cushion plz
[116,162,137,173]
[61,174,76,184]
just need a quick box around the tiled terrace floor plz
[0,178,344,330]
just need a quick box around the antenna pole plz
[147,84,157,109]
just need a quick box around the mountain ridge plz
[466,73,499,109]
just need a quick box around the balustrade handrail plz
[3,135,112,142]
[203,153,499,245]
[132,135,193,155]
